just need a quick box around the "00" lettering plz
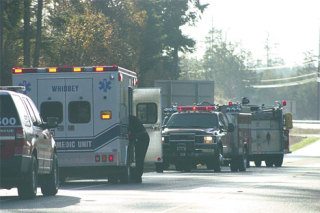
[0,117,17,126]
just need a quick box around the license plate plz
[177,143,186,152]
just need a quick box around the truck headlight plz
[204,136,213,144]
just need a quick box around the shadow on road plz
[0,195,80,210]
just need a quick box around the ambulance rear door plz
[37,78,94,139]
[132,88,162,164]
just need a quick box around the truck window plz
[136,103,157,124]
[41,101,63,124]
[166,113,218,128]
[69,101,91,124]
[0,95,21,126]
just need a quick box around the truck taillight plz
[14,128,26,155]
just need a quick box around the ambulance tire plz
[18,155,38,199]
[254,160,261,167]
[108,175,119,184]
[41,153,59,196]
[274,154,284,167]
[119,166,132,184]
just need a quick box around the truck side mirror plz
[44,117,59,129]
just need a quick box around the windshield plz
[165,113,219,128]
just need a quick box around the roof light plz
[48,67,57,73]
[13,68,22,74]
[177,106,215,112]
[282,100,287,106]
[95,67,104,72]
[73,67,82,72]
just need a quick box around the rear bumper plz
[0,155,32,188]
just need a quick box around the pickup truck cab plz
[161,105,234,172]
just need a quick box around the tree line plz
[0,0,207,86]
[0,0,317,119]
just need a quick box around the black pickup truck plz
[161,106,234,172]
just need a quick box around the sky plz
[183,0,320,66]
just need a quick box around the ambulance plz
[12,65,162,182]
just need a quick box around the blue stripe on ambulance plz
[55,124,124,152]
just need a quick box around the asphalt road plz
[1,141,320,213]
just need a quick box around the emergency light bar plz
[12,65,119,74]
[177,105,216,112]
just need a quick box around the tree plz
[137,0,208,86]
[202,28,253,100]
[23,0,31,66]
[33,0,43,67]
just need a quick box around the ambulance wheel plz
[254,160,261,167]
[155,163,164,173]
[119,166,132,183]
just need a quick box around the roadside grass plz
[290,137,320,152]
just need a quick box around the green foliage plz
[201,28,254,100]
[290,137,320,152]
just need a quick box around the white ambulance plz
[12,65,163,182]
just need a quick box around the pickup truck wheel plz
[155,162,164,173]
[238,155,247,172]
[230,158,238,172]
[254,160,261,167]
[213,151,221,172]
[18,155,38,199]
[265,159,273,167]
[41,153,59,196]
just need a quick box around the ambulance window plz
[69,101,91,124]
[41,101,63,124]
[136,103,157,124]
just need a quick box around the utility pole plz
[318,26,320,120]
